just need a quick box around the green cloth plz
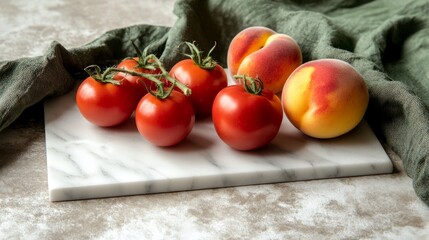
[1,0,428,205]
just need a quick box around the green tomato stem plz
[84,65,121,85]
[183,41,217,70]
[104,67,191,99]
[144,54,192,96]
[126,42,193,96]
[234,74,264,95]
[104,67,164,86]
[85,44,192,99]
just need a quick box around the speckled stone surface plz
[1,0,429,239]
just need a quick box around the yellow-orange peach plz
[227,26,302,93]
[281,59,369,139]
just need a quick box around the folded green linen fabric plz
[0,0,428,205]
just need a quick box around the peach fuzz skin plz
[227,26,302,94]
[281,59,369,139]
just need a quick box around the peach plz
[281,59,369,139]
[227,26,302,93]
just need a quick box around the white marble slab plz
[44,76,393,201]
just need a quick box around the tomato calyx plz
[149,80,177,100]
[234,74,264,95]
[126,42,160,71]
[183,41,217,70]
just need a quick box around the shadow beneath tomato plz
[240,125,309,158]
[158,119,216,152]
[271,130,308,152]
[168,132,215,153]
[103,115,138,133]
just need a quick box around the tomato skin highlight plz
[135,90,195,147]
[212,85,283,150]
[169,59,227,118]
[76,76,140,127]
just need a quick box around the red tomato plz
[76,76,140,127]
[212,84,283,150]
[169,47,227,118]
[135,90,195,147]
[116,58,162,98]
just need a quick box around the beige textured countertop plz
[1,0,429,239]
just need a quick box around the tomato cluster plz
[76,42,283,150]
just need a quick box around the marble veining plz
[44,78,393,201]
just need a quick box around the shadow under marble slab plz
[44,80,393,202]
